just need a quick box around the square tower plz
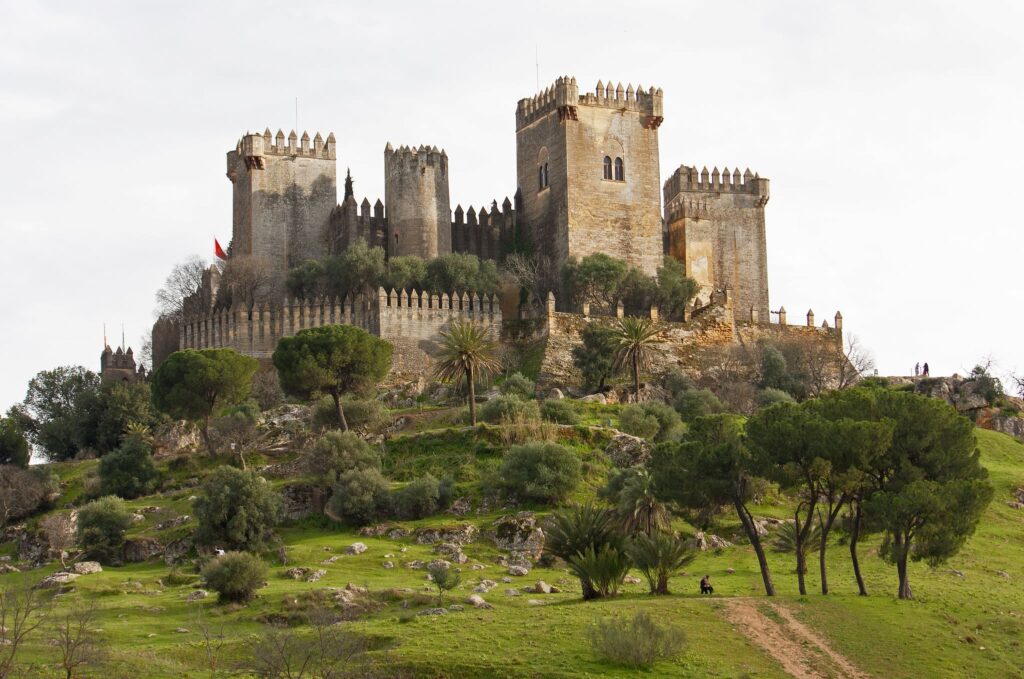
[227,129,337,278]
[516,77,665,280]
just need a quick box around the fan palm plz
[612,317,662,398]
[433,319,502,426]
[771,519,822,577]
[616,470,671,536]
[627,531,695,595]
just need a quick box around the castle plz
[159,75,840,384]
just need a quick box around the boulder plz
[467,594,493,609]
[508,565,529,577]
[623,575,642,585]
[186,590,209,602]
[505,588,520,597]
[604,433,651,468]
[36,572,80,589]
[688,531,732,552]
[279,483,326,521]
[155,515,191,531]
[414,524,477,545]
[0,564,20,574]
[427,559,452,571]
[433,542,468,564]
[488,513,545,559]
[547,388,565,400]
[417,608,448,616]
[151,421,201,458]
[71,561,102,575]
[473,579,497,593]
[284,567,327,582]
[532,581,553,594]
[345,542,368,555]
[580,393,607,404]
[382,561,395,569]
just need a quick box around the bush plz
[480,395,540,425]
[202,551,268,602]
[757,387,797,408]
[500,373,536,399]
[637,402,683,442]
[193,466,281,552]
[394,473,441,520]
[540,399,579,425]
[251,370,285,411]
[497,443,581,503]
[326,468,391,525]
[77,496,132,563]
[98,435,159,499]
[313,396,387,431]
[567,544,632,598]
[305,431,381,486]
[626,532,694,595]
[672,388,724,422]
[0,417,30,467]
[618,406,659,440]
[662,370,695,398]
[0,465,58,526]
[589,611,685,668]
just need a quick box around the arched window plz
[537,148,550,192]
[603,156,612,180]
[538,165,545,190]
[543,163,549,187]
[614,157,624,181]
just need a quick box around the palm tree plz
[612,316,662,398]
[616,470,671,536]
[627,531,695,595]
[433,320,502,426]
[772,519,822,580]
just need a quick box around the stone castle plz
[159,75,840,385]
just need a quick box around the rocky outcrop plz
[414,524,477,545]
[151,421,201,458]
[123,537,164,563]
[36,572,80,589]
[279,483,327,521]
[487,513,545,559]
[285,567,327,582]
[688,531,732,551]
[604,432,651,468]
[433,542,468,564]
[359,524,410,539]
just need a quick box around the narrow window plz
[614,157,624,181]
[538,166,544,190]
[543,163,549,187]
[603,156,612,180]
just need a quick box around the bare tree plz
[220,255,275,313]
[193,603,227,675]
[38,513,77,569]
[0,579,51,679]
[801,334,876,396]
[243,608,368,678]
[501,252,557,306]
[51,603,108,679]
[155,255,207,321]
[0,466,49,530]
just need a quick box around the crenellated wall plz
[177,287,502,378]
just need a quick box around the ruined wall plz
[664,165,770,322]
[516,77,664,282]
[227,129,337,278]
[384,145,451,259]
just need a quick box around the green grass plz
[2,426,1023,677]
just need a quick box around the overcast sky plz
[2,0,1022,412]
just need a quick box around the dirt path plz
[721,599,872,679]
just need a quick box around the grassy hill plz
[1,414,1022,678]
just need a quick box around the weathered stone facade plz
[384,144,451,259]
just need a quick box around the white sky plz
[2,0,1022,412]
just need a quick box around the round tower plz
[384,144,451,259]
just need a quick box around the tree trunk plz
[850,503,868,596]
[735,497,775,596]
[201,418,216,457]
[467,365,477,426]
[818,504,843,596]
[331,391,349,431]
[896,533,913,600]
[632,354,640,399]
[796,548,807,596]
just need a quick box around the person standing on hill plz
[915,362,920,377]
[923,362,930,376]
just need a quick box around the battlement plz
[234,128,337,165]
[384,143,448,170]
[516,76,663,129]
[664,165,768,200]
[451,196,516,260]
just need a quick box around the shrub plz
[193,466,281,552]
[394,474,441,520]
[589,611,685,668]
[305,431,381,486]
[437,476,456,510]
[500,373,536,399]
[672,388,724,422]
[202,551,268,602]
[480,395,540,425]
[313,396,387,431]
[662,370,695,398]
[209,405,259,460]
[496,442,581,503]
[757,387,797,408]
[98,435,159,499]
[77,496,132,563]
[251,370,285,411]
[326,468,391,525]
[637,402,683,442]
[618,406,659,440]
[540,399,579,425]
[0,417,30,467]
[627,532,694,594]
[545,504,624,599]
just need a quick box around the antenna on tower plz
[121,324,125,351]
[295,97,299,134]
[103,323,107,348]
[535,44,539,91]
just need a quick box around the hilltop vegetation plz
[1,327,1023,677]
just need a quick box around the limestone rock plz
[605,432,651,468]
[345,542,368,555]
[623,575,642,585]
[71,561,102,575]
[417,608,447,616]
[36,572,80,589]
[186,590,209,602]
[688,531,732,552]
[433,542,468,564]
[527,599,545,606]
[580,393,607,404]
[285,567,326,582]
[489,513,545,559]
[467,594,493,609]
[508,565,529,577]
[427,559,452,571]
[505,588,520,596]
[123,537,164,563]
[358,524,409,539]
[473,579,497,593]
[382,561,395,569]
[547,388,565,400]
[414,524,477,545]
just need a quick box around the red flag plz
[214,238,228,261]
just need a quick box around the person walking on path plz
[914,362,920,377]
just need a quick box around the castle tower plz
[384,144,451,259]
[100,344,139,383]
[515,77,665,280]
[663,165,770,322]
[226,129,337,277]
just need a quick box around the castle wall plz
[227,130,337,277]
[664,165,770,322]
[450,198,517,261]
[384,145,451,259]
